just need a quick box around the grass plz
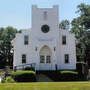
[0,82,90,90]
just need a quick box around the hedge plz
[37,70,84,81]
[60,70,79,81]
[11,70,36,82]
[60,70,78,74]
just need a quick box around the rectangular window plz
[65,54,69,63]
[46,56,51,63]
[22,54,26,63]
[24,35,29,45]
[62,36,66,45]
[40,55,45,63]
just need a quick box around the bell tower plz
[31,5,59,38]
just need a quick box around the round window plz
[41,25,50,33]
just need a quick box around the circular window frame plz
[41,25,50,33]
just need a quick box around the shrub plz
[11,70,36,82]
[60,70,79,81]
[1,76,15,83]
[60,70,78,74]
[5,76,15,83]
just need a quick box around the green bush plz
[60,70,80,81]
[11,70,36,82]
[2,76,15,83]
[5,76,15,83]
[37,70,79,81]
[60,70,78,74]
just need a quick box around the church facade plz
[12,5,76,70]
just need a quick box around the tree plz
[59,20,70,30]
[71,3,90,65]
[85,30,90,66]
[0,26,17,68]
[77,3,90,29]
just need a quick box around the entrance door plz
[39,45,52,70]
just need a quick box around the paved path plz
[36,74,53,82]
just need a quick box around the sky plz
[0,0,90,29]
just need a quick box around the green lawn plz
[0,82,90,90]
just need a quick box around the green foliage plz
[11,70,36,82]
[60,70,86,81]
[71,3,90,62]
[59,19,70,30]
[2,76,15,83]
[60,70,78,74]
[0,26,17,68]
[37,70,84,81]
[12,70,35,75]
[77,3,90,29]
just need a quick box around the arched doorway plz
[39,45,52,70]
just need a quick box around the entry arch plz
[39,45,52,64]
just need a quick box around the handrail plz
[14,63,36,71]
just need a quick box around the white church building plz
[12,5,76,70]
